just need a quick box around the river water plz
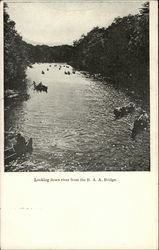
[5,63,150,171]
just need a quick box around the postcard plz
[0,0,158,249]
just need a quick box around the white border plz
[0,1,158,249]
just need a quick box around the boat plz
[5,138,33,164]
[34,82,48,92]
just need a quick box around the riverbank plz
[68,5,149,110]
[4,88,30,101]
[69,66,149,112]
[4,63,150,172]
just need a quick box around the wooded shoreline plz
[4,2,149,107]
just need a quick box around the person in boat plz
[37,82,43,90]
[27,138,33,153]
[33,81,36,89]
[131,111,149,139]
[114,107,125,118]
[114,102,135,119]
[126,102,135,113]
[14,133,27,154]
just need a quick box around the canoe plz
[5,138,32,164]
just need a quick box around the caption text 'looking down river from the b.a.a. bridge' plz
[5,63,150,172]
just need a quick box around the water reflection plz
[5,63,150,171]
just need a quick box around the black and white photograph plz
[4,0,150,172]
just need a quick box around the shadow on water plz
[4,63,150,172]
[4,83,30,149]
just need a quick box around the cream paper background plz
[0,1,158,249]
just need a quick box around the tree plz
[70,2,149,100]
[4,4,32,90]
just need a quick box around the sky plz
[6,1,146,46]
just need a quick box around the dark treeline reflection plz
[28,44,73,63]
[70,2,149,102]
[4,2,149,102]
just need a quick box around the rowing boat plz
[5,138,32,164]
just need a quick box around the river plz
[4,63,150,171]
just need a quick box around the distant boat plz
[64,71,71,75]
[42,70,45,74]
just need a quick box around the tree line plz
[70,2,149,100]
[28,44,73,63]
[4,2,149,101]
[4,3,31,90]
[4,3,73,90]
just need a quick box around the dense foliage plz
[70,2,149,100]
[4,4,73,90]
[30,44,73,63]
[4,2,149,102]
[4,4,32,90]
